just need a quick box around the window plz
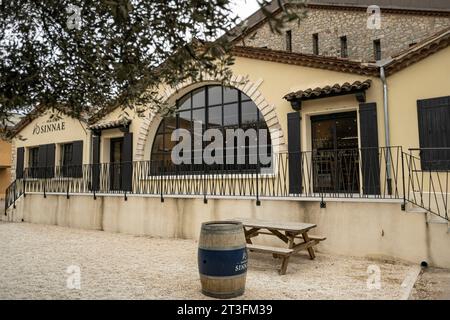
[60,143,74,177]
[373,39,381,61]
[312,33,319,55]
[286,30,292,52]
[28,147,39,178]
[26,144,56,178]
[151,86,272,174]
[340,36,348,58]
[417,96,450,170]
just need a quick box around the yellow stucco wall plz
[0,139,12,198]
[388,46,450,151]
[231,57,383,150]
[12,110,90,178]
[0,139,12,167]
[10,46,450,174]
[136,58,384,163]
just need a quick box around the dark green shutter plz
[287,112,302,194]
[92,136,100,191]
[71,141,83,178]
[359,103,380,195]
[16,147,24,179]
[121,133,133,192]
[417,96,450,171]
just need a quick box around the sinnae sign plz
[32,113,66,135]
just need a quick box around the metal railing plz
[4,179,25,216]
[404,148,450,221]
[5,146,449,222]
[5,146,402,204]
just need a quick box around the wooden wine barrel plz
[198,221,248,299]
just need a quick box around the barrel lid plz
[201,221,243,232]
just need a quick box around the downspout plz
[378,59,393,195]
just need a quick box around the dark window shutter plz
[37,145,47,178]
[287,112,302,194]
[16,147,24,179]
[121,133,133,192]
[46,144,56,179]
[417,96,450,171]
[71,141,83,178]
[359,103,380,195]
[37,144,55,179]
[91,136,101,191]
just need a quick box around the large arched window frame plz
[151,85,272,174]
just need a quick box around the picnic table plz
[234,218,326,275]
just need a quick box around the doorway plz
[110,138,123,191]
[311,111,359,193]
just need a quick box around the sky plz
[231,0,262,21]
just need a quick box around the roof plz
[89,118,132,131]
[284,79,372,101]
[231,46,378,76]
[233,25,450,76]
[228,0,450,43]
[308,0,450,11]
[384,27,450,75]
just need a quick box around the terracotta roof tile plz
[384,27,450,75]
[284,79,372,101]
[231,46,378,76]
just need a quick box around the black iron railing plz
[4,179,25,216]
[5,146,401,201]
[5,146,450,222]
[404,149,450,221]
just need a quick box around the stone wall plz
[238,7,450,61]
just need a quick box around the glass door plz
[311,112,359,194]
[110,138,123,191]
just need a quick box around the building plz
[3,2,450,268]
[0,114,22,202]
[231,0,450,61]
[0,139,12,202]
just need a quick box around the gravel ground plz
[0,222,428,300]
[411,268,450,300]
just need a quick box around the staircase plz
[403,150,450,227]
[405,202,450,234]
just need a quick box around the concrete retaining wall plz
[4,194,450,268]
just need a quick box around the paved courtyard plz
[0,222,447,300]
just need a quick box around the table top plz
[233,218,316,233]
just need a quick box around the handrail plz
[4,179,25,216]
[404,148,450,221]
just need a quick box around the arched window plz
[151,85,272,174]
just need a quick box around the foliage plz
[0,0,305,131]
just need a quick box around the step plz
[405,203,428,214]
[427,212,449,225]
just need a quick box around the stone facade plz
[238,7,450,61]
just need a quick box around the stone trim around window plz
[134,74,287,161]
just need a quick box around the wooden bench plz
[235,218,325,275]
[247,243,294,256]
[247,244,294,275]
